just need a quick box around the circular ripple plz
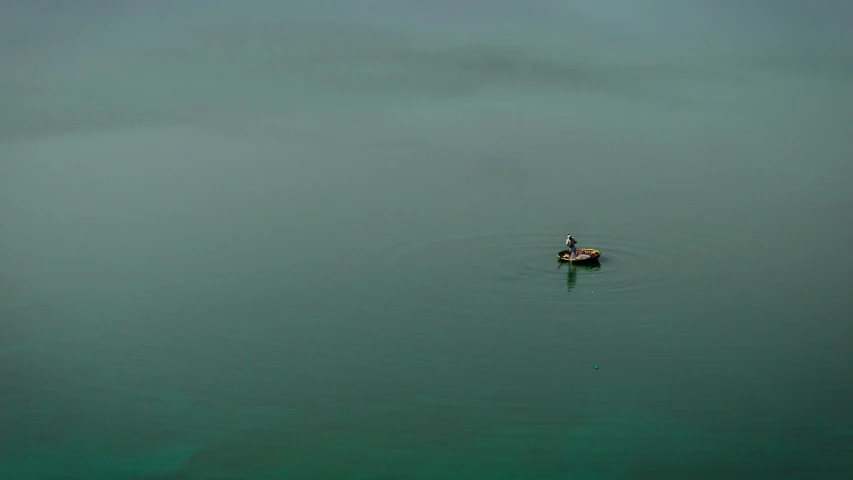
[350,223,737,317]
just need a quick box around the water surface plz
[2,1,852,478]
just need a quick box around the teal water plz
[2,1,853,478]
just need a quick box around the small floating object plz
[594,365,599,370]
[557,248,601,264]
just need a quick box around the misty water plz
[2,1,852,478]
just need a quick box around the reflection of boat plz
[559,261,601,292]
[557,248,601,264]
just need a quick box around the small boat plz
[557,248,601,263]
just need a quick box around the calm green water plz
[2,2,852,479]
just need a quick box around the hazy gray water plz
[2,1,852,478]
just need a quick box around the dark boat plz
[557,248,601,264]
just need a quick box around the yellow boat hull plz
[557,248,601,263]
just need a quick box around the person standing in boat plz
[565,234,578,259]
